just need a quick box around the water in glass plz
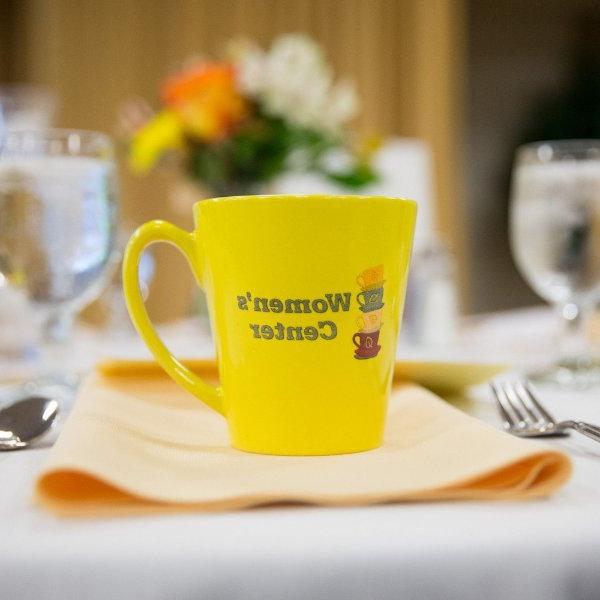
[510,140,600,386]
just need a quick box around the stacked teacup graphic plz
[353,265,384,359]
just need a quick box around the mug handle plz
[122,220,224,416]
[352,333,362,348]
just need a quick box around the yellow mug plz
[123,195,416,455]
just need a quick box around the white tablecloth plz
[3,308,600,600]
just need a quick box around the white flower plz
[233,34,359,134]
[326,80,359,129]
[229,39,266,96]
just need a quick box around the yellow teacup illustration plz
[356,264,385,290]
[357,310,383,332]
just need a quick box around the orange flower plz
[161,63,247,141]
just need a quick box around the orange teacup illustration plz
[357,309,383,332]
[356,264,384,290]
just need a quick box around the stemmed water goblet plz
[0,129,119,397]
[0,84,57,132]
[510,140,600,387]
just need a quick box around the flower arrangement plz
[127,34,377,195]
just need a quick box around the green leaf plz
[324,164,379,189]
[181,111,376,192]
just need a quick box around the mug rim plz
[195,194,417,209]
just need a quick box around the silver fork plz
[490,380,600,443]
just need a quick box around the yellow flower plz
[358,134,384,164]
[129,110,183,173]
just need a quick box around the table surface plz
[3,308,600,600]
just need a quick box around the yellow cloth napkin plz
[35,361,572,516]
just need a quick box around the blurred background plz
[2,0,600,324]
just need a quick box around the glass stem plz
[39,312,74,375]
[43,312,73,345]
[27,312,79,408]
[557,301,592,368]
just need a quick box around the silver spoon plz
[0,396,59,450]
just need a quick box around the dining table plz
[2,306,600,600]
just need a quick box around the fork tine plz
[508,382,542,424]
[512,382,545,424]
[490,382,519,429]
[502,382,531,426]
[522,382,556,424]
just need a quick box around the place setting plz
[2,11,600,600]
[0,33,596,511]
[33,191,571,515]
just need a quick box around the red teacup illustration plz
[352,330,381,359]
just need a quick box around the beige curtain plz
[1,0,466,319]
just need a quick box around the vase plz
[169,178,266,330]
[169,178,265,214]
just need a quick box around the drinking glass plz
[0,84,57,131]
[510,140,600,386]
[0,85,57,359]
[0,129,118,383]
